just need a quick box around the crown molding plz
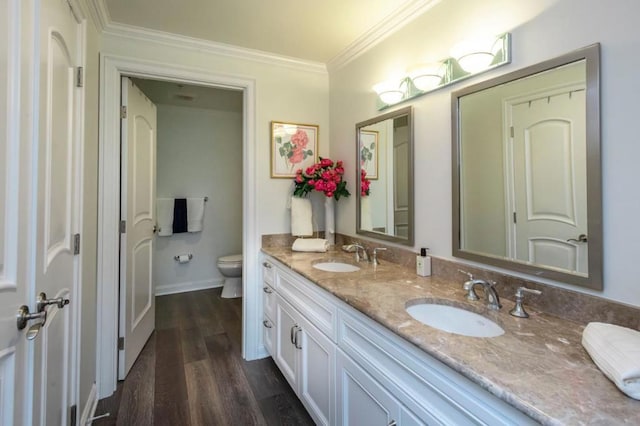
[90,1,326,74]
[327,0,442,72]
[86,0,110,32]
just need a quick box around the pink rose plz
[320,158,333,167]
[295,174,304,183]
[291,130,309,148]
[305,166,316,175]
[289,148,304,164]
[325,191,334,198]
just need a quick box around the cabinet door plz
[299,314,336,426]
[336,349,401,426]
[275,296,299,390]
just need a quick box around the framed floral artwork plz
[359,130,378,179]
[271,121,319,178]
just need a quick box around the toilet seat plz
[218,254,242,266]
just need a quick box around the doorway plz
[119,76,245,379]
[97,55,260,399]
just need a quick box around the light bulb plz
[408,62,445,91]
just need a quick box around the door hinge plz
[69,404,77,426]
[120,105,127,119]
[120,220,126,234]
[513,212,517,224]
[73,233,80,255]
[76,66,83,88]
[118,337,124,350]
[510,126,514,138]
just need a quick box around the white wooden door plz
[511,88,587,274]
[0,1,34,424]
[118,77,157,379]
[32,0,83,424]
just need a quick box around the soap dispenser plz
[416,247,432,277]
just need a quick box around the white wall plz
[101,34,331,238]
[329,0,640,307]
[154,103,242,294]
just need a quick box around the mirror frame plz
[451,44,602,290]
[356,106,414,246]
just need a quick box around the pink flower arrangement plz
[293,157,351,201]
[360,169,371,196]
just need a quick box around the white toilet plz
[217,254,243,298]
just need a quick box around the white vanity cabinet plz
[260,255,536,426]
[267,258,337,426]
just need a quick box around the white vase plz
[324,196,335,245]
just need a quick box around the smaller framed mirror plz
[356,106,414,246]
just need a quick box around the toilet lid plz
[219,254,242,264]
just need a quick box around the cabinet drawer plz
[337,310,535,426]
[276,266,336,340]
[262,258,275,285]
[263,316,275,356]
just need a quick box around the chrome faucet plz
[342,244,369,262]
[471,280,502,310]
[372,247,387,266]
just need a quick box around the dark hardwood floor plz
[93,288,314,426]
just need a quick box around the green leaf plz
[275,136,282,144]
[279,147,285,156]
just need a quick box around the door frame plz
[96,54,259,398]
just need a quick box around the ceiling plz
[104,0,428,63]
[131,78,243,111]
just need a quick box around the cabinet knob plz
[263,286,273,294]
[262,320,273,329]
[388,421,397,426]
[262,262,272,269]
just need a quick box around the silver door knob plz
[567,234,588,243]
[16,305,47,333]
[36,292,70,312]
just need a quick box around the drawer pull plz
[263,286,273,294]
[388,421,397,426]
[294,327,302,349]
[290,324,299,345]
[262,262,272,269]
[262,320,273,329]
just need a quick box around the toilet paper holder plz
[174,254,193,261]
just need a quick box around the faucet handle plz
[372,248,387,265]
[458,269,473,280]
[509,286,541,318]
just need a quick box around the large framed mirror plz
[356,106,414,246]
[452,44,602,289]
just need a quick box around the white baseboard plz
[155,278,224,296]
[80,383,98,425]
[256,344,270,360]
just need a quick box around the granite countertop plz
[261,247,640,425]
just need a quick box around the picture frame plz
[271,121,319,178]
[359,130,379,179]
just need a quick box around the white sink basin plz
[406,303,504,338]
[312,262,361,273]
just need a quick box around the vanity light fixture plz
[373,33,511,110]
[407,62,446,91]
[372,80,405,105]
[451,35,506,73]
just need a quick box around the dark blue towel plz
[173,198,188,233]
